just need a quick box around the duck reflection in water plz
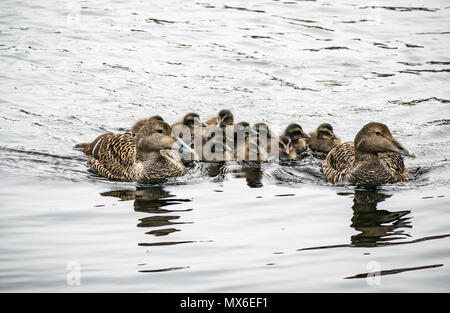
[339,188,412,247]
[202,162,264,188]
[100,186,192,237]
[232,164,264,188]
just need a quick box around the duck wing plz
[322,141,355,183]
[86,133,137,181]
[379,152,408,182]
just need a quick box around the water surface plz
[0,0,449,292]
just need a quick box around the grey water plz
[0,0,449,292]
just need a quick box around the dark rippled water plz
[1,0,449,292]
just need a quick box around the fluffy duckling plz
[322,122,415,185]
[131,115,164,134]
[278,135,297,161]
[171,112,206,134]
[308,123,341,153]
[171,112,207,157]
[206,109,234,128]
[202,134,233,162]
[234,121,261,161]
[80,119,193,183]
[253,122,276,161]
[283,123,310,154]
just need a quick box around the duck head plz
[234,121,257,142]
[183,112,207,128]
[317,123,338,140]
[254,122,273,142]
[283,123,310,141]
[149,115,164,122]
[354,122,415,158]
[136,120,193,160]
[217,109,234,128]
[279,135,297,160]
[131,115,165,134]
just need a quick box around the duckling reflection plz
[338,189,411,247]
[230,164,264,188]
[100,186,193,237]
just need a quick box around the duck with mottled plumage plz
[77,119,193,183]
[322,122,415,185]
[308,123,340,153]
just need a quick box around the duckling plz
[234,121,261,161]
[253,122,274,160]
[172,112,206,143]
[80,119,193,183]
[308,123,341,153]
[206,109,234,128]
[131,115,164,134]
[202,134,233,162]
[171,112,206,133]
[171,112,207,161]
[283,123,310,154]
[322,122,415,185]
[278,135,297,161]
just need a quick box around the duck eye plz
[156,129,164,134]
[375,131,381,135]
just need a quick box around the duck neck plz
[355,150,380,164]
[136,150,159,162]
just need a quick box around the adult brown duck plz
[78,119,193,183]
[322,122,415,185]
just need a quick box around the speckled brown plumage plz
[80,120,186,183]
[322,123,414,185]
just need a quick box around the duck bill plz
[394,139,415,158]
[302,133,311,139]
[174,137,194,154]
